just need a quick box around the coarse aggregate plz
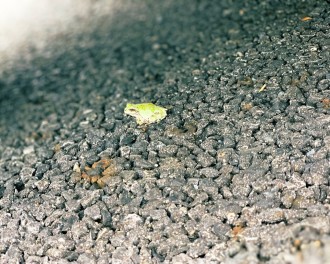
[0,0,330,263]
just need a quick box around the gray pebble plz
[35,163,50,179]
[199,167,218,178]
[80,190,103,208]
[197,153,216,168]
[84,204,102,221]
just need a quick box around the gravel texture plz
[0,0,330,263]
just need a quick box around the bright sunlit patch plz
[0,0,115,63]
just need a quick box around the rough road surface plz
[0,0,330,263]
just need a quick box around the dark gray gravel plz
[1,0,330,263]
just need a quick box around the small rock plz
[84,204,102,221]
[197,152,216,167]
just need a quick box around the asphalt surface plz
[0,0,330,263]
